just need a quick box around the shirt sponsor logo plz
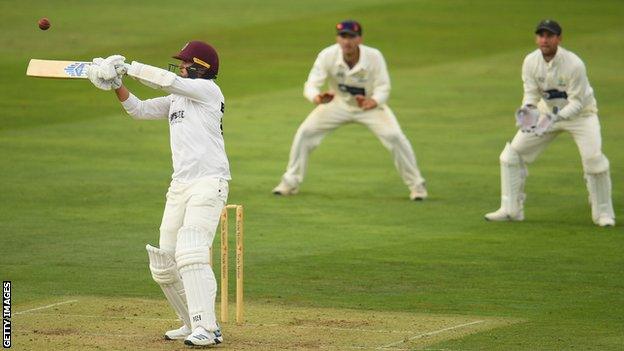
[352,71,366,79]
[169,110,185,125]
[220,102,225,135]
[338,84,366,96]
[542,89,568,100]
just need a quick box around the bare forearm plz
[115,85,130,102]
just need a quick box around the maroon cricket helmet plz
[173,41,219,79]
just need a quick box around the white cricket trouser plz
[158,177,228,331]
[510,114,604,167]
[281,101,425,189]
[159,177,229,255]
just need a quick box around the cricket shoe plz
[272,181,299,196]
[484,208,524,222]
[409,183,428,201]
[184,326,223,347]
[595,214,615,227]
[164,324,191,340]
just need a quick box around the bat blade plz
[26,59,90,79]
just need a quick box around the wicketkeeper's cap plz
[535,19,562,36]
[336,20,362,36]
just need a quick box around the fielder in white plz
[86,41,230,346]
[272,20,427,200]
[485,20,615,227]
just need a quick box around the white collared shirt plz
[303,44,391,109]
[121,77,231,183]
[522,46,597,119]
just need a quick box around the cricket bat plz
[26,59,90,79]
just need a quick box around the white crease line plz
[234,323,419,334]
[15,300,78,315]
[320,346,409,351]
[294,324,411,334]
[378,320,485,349]
[240,340,410,351]
[246,323,412,334]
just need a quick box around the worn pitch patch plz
[13,296,520,350]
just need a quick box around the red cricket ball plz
[38,18,51,31]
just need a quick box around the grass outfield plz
[1,0,623,350]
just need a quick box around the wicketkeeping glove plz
[515,104,540,133]
[534,112,559,136]
[534,108,560,137]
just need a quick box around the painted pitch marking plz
[378,320,485,349]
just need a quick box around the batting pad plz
[585,171,615,221]
[146,244,191,328]
[583,153,610,174]
[176,226,218,331]
[499,143,527,215]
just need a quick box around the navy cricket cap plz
[535,19,562,35]
[336,20,362,36]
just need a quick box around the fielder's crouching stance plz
[273,20,427,201]
[86,41,230,346]
[485,20,615,227]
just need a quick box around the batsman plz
[86,41,230,346]
[485,20,615,227]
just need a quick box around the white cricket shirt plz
[121,77,231,182]
[522,46,597,119]
[303,44,391,110]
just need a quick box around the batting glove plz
[111,76,123,90]
[99,55,126,80]
[86,58,114,91]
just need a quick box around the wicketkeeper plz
[272,20,428,200]
[86,41,230,346]
[485,20,615,227]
